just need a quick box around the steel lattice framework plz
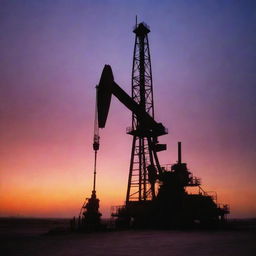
[126,23,161,203]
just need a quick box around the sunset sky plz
[1,0,256,218]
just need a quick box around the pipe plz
[178,142,182,164]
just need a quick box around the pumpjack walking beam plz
[97,62,167,204]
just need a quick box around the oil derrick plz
[126,22,167,203]
[93,21,229,229]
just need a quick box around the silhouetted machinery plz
[81,21,229,229]
[78,91,102,230]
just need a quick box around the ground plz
[1,218,255,256]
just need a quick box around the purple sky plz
[0,0,256,218]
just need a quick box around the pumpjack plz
[80,21,229,229]
[97,64,229,228]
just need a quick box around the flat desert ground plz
[1,218,255,256]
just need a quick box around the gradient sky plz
[1,0,256,218]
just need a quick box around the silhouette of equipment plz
[95,22,229,228]
[76,21,230,230]
[98,65,167,138]
[78,87,102,231]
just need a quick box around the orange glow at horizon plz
[1,144,256,219]
[1,179,256,218]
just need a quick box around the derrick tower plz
[126,22,167,203]
[93,21,229,228]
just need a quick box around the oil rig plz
[79,21,229,229]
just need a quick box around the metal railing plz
[189,176,201,186]
[133,22,150,31]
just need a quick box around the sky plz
[0,0,256,218]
